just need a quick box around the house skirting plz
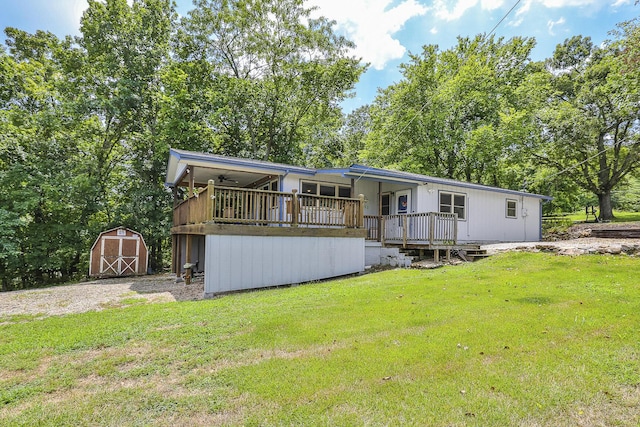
[203,233,365,296]
[170,224,366,296]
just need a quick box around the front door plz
[396,190,411,214]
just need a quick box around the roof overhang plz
[319,164,552,200]
[165,148,316,187]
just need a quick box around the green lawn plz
[564,210,640,223]
[1,253,639,426]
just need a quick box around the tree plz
[171,0,365,164]
[363,35,538,188]
[337,105,372,167]
[76,0,176,271]
[0,29,90,288]
[536,30,640,220]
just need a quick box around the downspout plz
[539,200,543,241]
[521,195,526,242]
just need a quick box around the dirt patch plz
[0,274,203,319]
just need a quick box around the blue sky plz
[1,0,638,112]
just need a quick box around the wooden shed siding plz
[204,235,364,295]
[89,228,148,277]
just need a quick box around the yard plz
[1,252,639,426]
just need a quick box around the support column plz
[378,182,383,242]
[291,189,299,227]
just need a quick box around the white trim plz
[506,199,518,219]
[439,191,466,221]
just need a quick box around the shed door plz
[100,236,140,276]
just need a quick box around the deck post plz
[381,216,386,246]
[291,189,299,227]
[358,194,365,228]
[171,235,177,274]
[453,213,458,244]
[402,215,407,248]
[428,213,434,246]
[207,179,215,221]
[188,166,195,197]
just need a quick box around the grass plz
[564,210,640,223]
[1,252,639,426]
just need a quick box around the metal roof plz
[166,148,316,186]
[166,148,551,200]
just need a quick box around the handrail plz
[173,180,364,228]
[373,212,457,246]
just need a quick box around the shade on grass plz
[1,252,639,426]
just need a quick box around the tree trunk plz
[598,191,614,221]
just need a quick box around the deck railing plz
[364,212,457,247]
[173,180,364,228]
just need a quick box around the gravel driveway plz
[0,274,203,319]
[482,237,640,254]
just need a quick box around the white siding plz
[416,183,542,243]
[204,235,365,295]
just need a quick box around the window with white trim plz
[439,192,466,220]
[506,199,517,218]
[301,181,351,198]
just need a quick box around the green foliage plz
[1,253,640,425]
[1,0,365,287]
[363,35,540,189]
[0,1,176,288]
[535,25,640,220]
[171,0,365,164]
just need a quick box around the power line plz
[487,0,522,38]
[355,0,524,183]
[541,145,614,182]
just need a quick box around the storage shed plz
[89,227,149,277]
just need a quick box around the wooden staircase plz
[590,228,640,239]
[459,247,490,261]
[398,245,490,264]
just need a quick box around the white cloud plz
[508,17,523,27]
[547,16,566,35]
[480,0,505,10]
[515,0,533,16]
[539,0,597,6]
[308,0,428,70]
[430,26,439,34]
[430,0,505,21]
[612,0,632,6]
[431,0,478,21]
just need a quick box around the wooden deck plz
[364,212,458,249]
[173,180,364,229]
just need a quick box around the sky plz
[1,0,638,112]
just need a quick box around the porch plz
[171,180,367,278]
[171,180,464,276]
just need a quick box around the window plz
[506,199,517,218]
[338,186,352,198]
[259,179,278,191]
[301,181,351,198]
[381,194,390,215]
[302,182,317,195]
[439,192,466,220]
[320,185,335,197]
